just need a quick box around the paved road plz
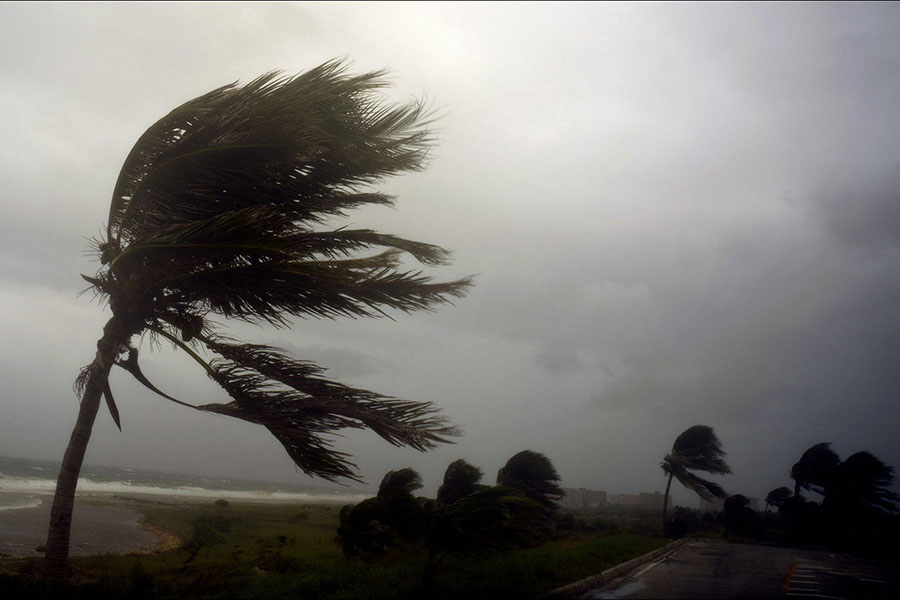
[582,540,898,599]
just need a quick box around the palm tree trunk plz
[662,472,674,534]
[45,316,128,583]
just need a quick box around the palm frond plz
[189,337,458,481]
[102,379,122,431]
[674,470,728,501]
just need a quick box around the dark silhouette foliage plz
[791,442,840,498]
[338,455,552,590]
[826,451,899,515]
[496,450,564,512]
[722,494,758,540]
[336,468,425,560]
[782,444,899,557]
[764,487,792,512]
[436,459,485,506]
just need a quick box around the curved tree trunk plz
[662,471,674,534]
[45,316,128,583]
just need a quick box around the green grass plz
[0,500,668,599]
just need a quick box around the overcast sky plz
[1,2,899,507]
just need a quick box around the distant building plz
[560,487,607,509]
[608,491,664,510]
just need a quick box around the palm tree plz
[436,459,484,506]
[790,442,840,498]
[45,60,472,582]
[336,468,425,559]
[660,425,731,531]
[496,450,564,513]
[826,451,898,516]
[764,486,792,512]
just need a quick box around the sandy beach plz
[0,492,163,557]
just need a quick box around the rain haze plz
[1,2,899,510]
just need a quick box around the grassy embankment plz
[1,500,667,599]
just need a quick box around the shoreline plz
[1,491,350,558]
[137,522,181,554]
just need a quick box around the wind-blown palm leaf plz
[191,340,458,482]
[47,60,472,582]
[669,469,727,502]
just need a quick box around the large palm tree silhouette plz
[45,61,472,581]
[660,425,731,530]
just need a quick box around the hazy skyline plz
[2,2,899,508]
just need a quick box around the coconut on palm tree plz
[660,425,731,531]
[45,60,472,582]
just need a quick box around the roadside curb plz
[539,538,696,599]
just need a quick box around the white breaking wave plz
[0,475,368,505]
[0,497,43,511]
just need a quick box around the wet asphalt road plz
[581,540,899,599]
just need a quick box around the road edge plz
[539,537,697,599]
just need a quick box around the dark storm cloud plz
[3,2,900,500]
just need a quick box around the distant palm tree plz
[436,459,484,506]
[337,468,425,559]
[496,450,564,513]
[660,425,731,530]
[764,486,792,512]
[790,442,840,498]
[46,60,472,582]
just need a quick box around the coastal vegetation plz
[2,497,667,599]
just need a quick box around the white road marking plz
[632,560,661,578]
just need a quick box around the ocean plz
[0,455,370,508]
[0,455,371,556]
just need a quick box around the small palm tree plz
[790,442,840,498]
[436,459,484,506]
[496,450,564,512]
[660,425,731,531]
[764,486,792,512]
[46,60,472,582]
